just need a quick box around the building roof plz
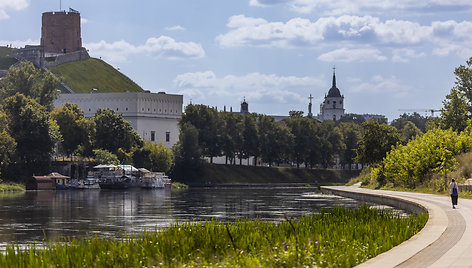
[327,70,342,98]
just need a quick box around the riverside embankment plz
[180,163,360,186]
[322,185,472,267]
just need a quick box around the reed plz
[0,205,427,267]
[0,182,25,192]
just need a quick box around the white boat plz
[141,172,171,189]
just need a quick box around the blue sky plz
[2,0,472,120]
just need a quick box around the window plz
[151,131,155,142]
[166,132,170,142]
[333,115,336,120]
[333,101,336,109]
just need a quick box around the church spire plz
[332,65,336,88]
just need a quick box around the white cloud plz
[86,36,205,63]
[318,48,387,62]
[0,39,38,48]
[165,25,185,31]
[392,48,425,62]
[0,0,29,19]
[217,15,432,49]
[174,71,324,104]
[349,75,411,97]
[81,18,88,24]
[218,14,472,59]
[249,0,472,15]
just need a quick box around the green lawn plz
[50,58,143,93]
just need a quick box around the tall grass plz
[0,205,427,267]
[0,182,25,192]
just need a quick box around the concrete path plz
[321,185,472,268]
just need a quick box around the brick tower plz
[40,9,82,54]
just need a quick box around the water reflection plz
[0,188,365,246]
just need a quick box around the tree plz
[180,104,222,163]
[356,120,400,165]
[286,117,315,168]
[0,61,59,110]
[338,122,361,169]
[93,109,143,155]
[391,112,428,133]
[93,149,119,165]
[400,121,423,143]
[2,93,59,178]
[220,112,244,164]
[453,57,472,113]
[289,110,304,118]
[318,121,345,168]
[172,122,203,182]
[0,109,16,179]
[143,141,173,172]
[257,115,292,167]
[440,88,469,132]
[51,102,94,156]
[242,114,259,166]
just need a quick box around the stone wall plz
[44,48,90,68]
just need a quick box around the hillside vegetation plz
[50,58,143,93]
[0,46,17,69]
[179,163,360,186]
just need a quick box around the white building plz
[319,69,345,121]
[54,91,183,147]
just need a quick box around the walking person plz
[449,179,459,209]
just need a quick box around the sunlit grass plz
[0,205,427,267]
[0,182,25,192]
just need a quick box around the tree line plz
[0,62,172,182]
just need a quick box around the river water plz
[0,187,370,247]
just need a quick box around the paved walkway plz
[321,185,472,268]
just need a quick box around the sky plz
[2,0,472,121]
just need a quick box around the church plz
[318,69,345,121]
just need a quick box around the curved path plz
[321,185,472,268]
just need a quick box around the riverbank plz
[0,182,25,192]
[181,163,360,186]
[0,205,427,267]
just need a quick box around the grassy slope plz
[50,58,143,93]
[0,46,17,69]
[190,163,360,186]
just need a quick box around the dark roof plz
[327,71,342,98]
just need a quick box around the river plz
[0,187,372,247]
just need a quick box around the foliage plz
[453,57,472,113]
[258,115,293,167]
[242,114,259,165]
[220,112,244,164]
[49,58,143,93]
[0,206,428,267]
[0,61,59,110]
[171,122,204,182]
[400,121,423,144]
[0,109,16,179]
[2,94,58,179]
[371,128,472,188]
[356,120,400,165]
[289,110,304,118]
[391,112,429,133]
[338,122,361,168]
[0,182,25,192]
[180,104,222,163]
[92,109,143,155]
[93,149,120,165]
[144,141,173,172]
[440,88,469,132]
[51,102,94,156]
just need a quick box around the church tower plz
[319,68,345,121]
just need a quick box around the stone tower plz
[319,68,345,121]
[41,9,82,54]
[240,97,249,115]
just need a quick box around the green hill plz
[49,58,143,93]
[0,46,18,70]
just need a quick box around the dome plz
[327,86,341,98]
